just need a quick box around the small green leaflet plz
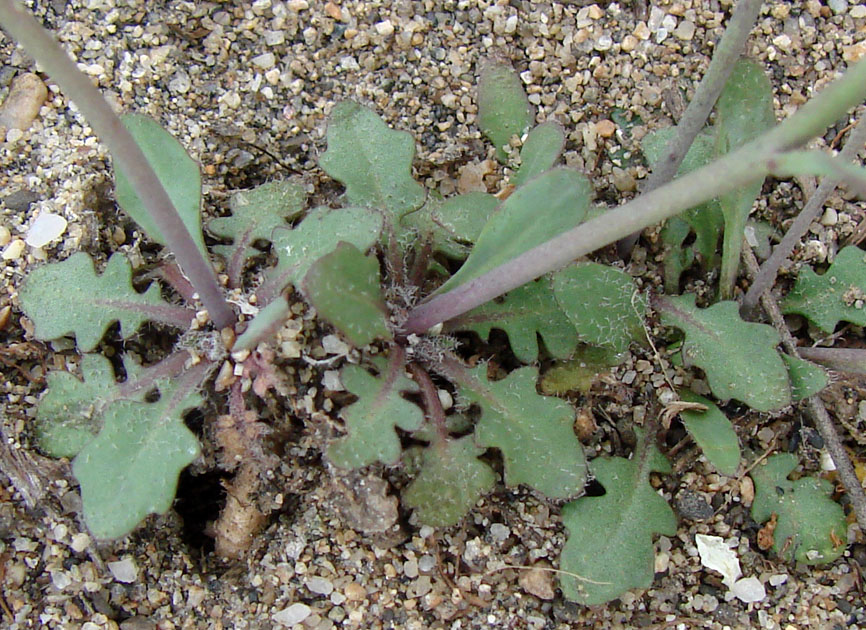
[552,262,647,354]
[319,101,426,223]
[750,453,847,564]
[655,294,791,412]
[477,62,534,162]
[401,192,500,260]
[327,359,423,468]
[436,168,591,294]
[402,435,496,527]
[304,242,392,347]
[449,278,578,363]
[454,365,586,498]
[560,430,676,605]
[540,345,626,395]
[19,252,193,353]
[782,354,827,401]
[512,122,565,187]
[114,114,209,263]
[677,390,741,477]
[782,246,866,332]
[72,374,203,539]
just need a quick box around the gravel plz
[1,1,865,629]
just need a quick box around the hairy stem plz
[741,248,866,533]
[796,347,866,375]
[743,116,866,313]
[408,362,450,446]
[617,0,764,257]
[0,0,235,329]
[403,59,866,334]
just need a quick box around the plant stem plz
[741,248,866,533]
[407,362,450,446]
[0,0,235,330]
[617,0,764,257]
[403,59,866,334]
[742,116,866,313]
[796,347,866,375]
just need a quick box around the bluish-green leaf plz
[19,252,193,352]
[553,262,647,354]
[114,114,208,262]
[560,430,676,605]
[512,122,565,187]
[678,390,741,476]
[450,278,578,363]
[655,294,791,412]
[319,101,425,222]
[782,354,828,401]
[436,168,591,294]
[782,246,866,332]
[401,192,500,259]
[304,242,392,347]
[751,453,847,564]
[478,62,534,162]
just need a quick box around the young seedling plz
[5,0,866,604]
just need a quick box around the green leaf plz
[714,59,775,298]
[677,390,741,476]
[436,168,591,294]
[552,262,647,354]
[512,122,565,187]
[655,294,791,412]
[327,359,424,468]
[267,206,383,290]
[403,435,497,527]
[319,101,426,223]
[454,365,586,498]
[35,354,121,458]
[782,246,866,332]
[304,242,391,347]
[559,430,676,605]
[750,453,847,564]
[782,354,828,401]
[450,278,578,363]
[72,377,203,539]
[114,114,208,262]
[208,178,306,264]
[478,62,534,162]
[401,192,500,260]
[540,345,626,395]
[19,252,192,353]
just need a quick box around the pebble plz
[842,41,866,62]
[0,225,10,247]
[676,490,714,520]
[25,212,67,248]
[375,20,394,37]
[828,0,848,14]
[107,558,138,583]
[489,523,510,542]
[595,119,616,138]
[820,207,838,226]
[343,582,366,601]
[852,4,866,17]
[403,559,419,579]
[674,20,696,41]
[0,73,48,131]
[307,577,334,596]
[519,566,555,600]
[1,238,25,260]
[252,52,276,70]
[273,602,311,626]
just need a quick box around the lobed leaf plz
[266,206,383,291]
[114,114,208,262]
[477,62,534,162]
[454,365,586,498]
[552,262,647,354]
[19,252,193,353]
[782,246,866,332]
[319,101,425,223]
[72,375,203,539]
[750,453,847,564]
[402,435,496,527]
[512,121,566,187]
[304,242,392,347]
[436,168,591,294]
[328,359,423,469]
[401,192,500,260]
[208,179,306,273]
[560,430,676,605]
[677,390,741,476]
[540,345,626,395]
[449,278,578,363]
[782,354,828,401]
[655,294,791,412]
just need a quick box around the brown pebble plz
[518,565,555,600]
[324,1,342,20]
[595,119,616,138]
[344,582,366,601]
[0,73,48,131]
